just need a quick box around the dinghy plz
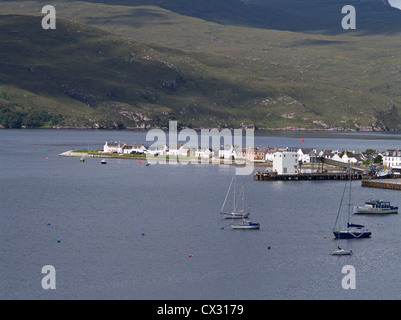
[330,248,352,256]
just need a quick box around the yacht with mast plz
[333,167,371,239]
[220,175,250,219]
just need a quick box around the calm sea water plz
[2,129,401,300]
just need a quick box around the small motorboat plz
[354,199,398,214]
[231,219,260,230]
[101,159,107,164]
[330,248,352,256]
[80,157,85,162]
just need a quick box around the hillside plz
[74,0,401,34]
[0,14,309,130]
[1,1,401,131]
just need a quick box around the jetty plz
[361,178,401,191]
[254,171,364,181]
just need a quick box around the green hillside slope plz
[1,1,401,130]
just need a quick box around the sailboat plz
[333,167,371,239]
[231,218,260,230]
[220,175,250,219]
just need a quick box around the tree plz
[373,154,382,164]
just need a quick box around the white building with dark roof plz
[382,149,401,168]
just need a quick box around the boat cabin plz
[365,200,392,209]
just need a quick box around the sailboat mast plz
[348,165,352,224]
[220,175,234,213]
[233,174,237,212]
[242,183,245,211]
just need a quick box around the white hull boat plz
[330,249,352,256]
[221,211,250,219]
[354,199,398,214]
[220,175,252,219]
[231,220,260,230]
[221,175,260,230]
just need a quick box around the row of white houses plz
[102,141,401,168]
[103,141,210,157]
[286,147,378,165]
[382,150,401,168]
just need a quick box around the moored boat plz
[231,219,260,230]
[222,211,250,219]
[220,175,251,219]
[333,166,371,239]
[354,199,398,214]
[330,247,352,255]
[333,223,371,239]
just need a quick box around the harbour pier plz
[361,179,401,191]
[253,171,364,181]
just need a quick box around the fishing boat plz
[354,199,398,214]
[333,167,371,239]
[220,175,250,219]
[101,159,107,164]
[231,219,260,230]
[330,248,352,255]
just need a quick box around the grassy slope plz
[0,1,401,130]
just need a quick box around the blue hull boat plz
[333,166,372,240]
[333,230,371,239]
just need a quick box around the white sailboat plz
[220,175,250,219]
[220,175,260,230]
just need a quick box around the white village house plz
[123,144,147,154]
[167,145,190,157]
[103,141,125,153]
[297,148,319,163]
[195,147,213,158]
[219,145,235,159]
[146,145,168,155]
[382,149,401,168]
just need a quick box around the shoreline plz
[2,126,401,133]
[58,150,355,171]
[58,150,271,166]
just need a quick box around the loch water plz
[2,129,401,300]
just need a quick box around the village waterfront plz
[3,129,401,300]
